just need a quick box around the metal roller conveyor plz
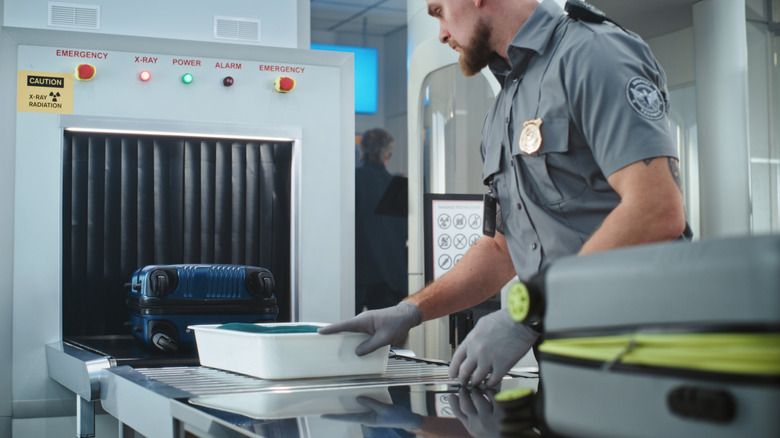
[95,354,540,438]
[134,355,456,397]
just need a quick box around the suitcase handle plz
[667,386,736,423]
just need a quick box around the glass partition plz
[748,30,780,234]
[668,85,701,239]
[421,65,494,195]
[418,65,497,359]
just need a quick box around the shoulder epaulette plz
[564,0,606,23]
[565,0,628,33]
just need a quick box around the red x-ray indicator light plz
[139,71,152,82]
[75,64,96,81]
[274,76,295,92]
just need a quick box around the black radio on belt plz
[483,176,497,238]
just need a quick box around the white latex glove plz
[318,301,423,356]
[449,387,501,438]
[448,309,539,387]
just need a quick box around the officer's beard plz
[458,18,493,77]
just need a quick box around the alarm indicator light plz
[223,76,234,87]
[139,71,151,82]
[182,73,193,84]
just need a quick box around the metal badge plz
[519,118,543,154]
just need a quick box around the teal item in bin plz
[217,323,321,334]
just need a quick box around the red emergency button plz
[75,64,96,81]
[274,76,295,93]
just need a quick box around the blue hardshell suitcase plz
[126,264,278,352]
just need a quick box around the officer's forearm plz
[406,232,516,321]
[579,201,680,255]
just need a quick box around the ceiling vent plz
[48,2,100,29]
[214,16,261,42]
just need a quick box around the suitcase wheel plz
[246,268,275,299]
[148,268,179,297]
[148,320,179,353]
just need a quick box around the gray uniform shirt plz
[482,0,681,280]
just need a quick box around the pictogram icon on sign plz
[438,254,453,271]
[454,234,467,250]
[437,214,452,229]
[49,92,61,102]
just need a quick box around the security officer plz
[320,0,691,387]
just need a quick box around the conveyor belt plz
[136,355,455,396]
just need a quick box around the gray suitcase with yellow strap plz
[516,236,780,438]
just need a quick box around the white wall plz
[298,0,311,48]
[646,28,695,88]
[0,7,16,437]
[3,0,301,48]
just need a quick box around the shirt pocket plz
[482,140,502,184]
[513,117,581,206]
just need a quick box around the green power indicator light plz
[182,73,193,84]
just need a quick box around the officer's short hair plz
[360,128,395,164]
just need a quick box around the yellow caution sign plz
[17,70,74,114]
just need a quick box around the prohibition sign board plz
[424,194,483,282]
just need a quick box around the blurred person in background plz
[354,128,408,317]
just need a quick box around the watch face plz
[508,282,531,322]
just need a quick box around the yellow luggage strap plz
[538,333,780,376]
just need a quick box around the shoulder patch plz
[626,77,665,120]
